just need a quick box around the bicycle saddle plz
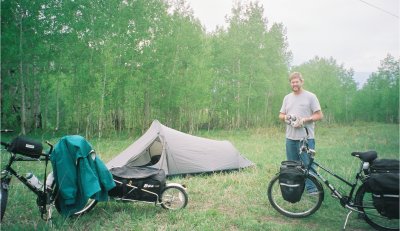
[351,151,377,162]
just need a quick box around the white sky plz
[185,0,399,73]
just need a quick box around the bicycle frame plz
[2,154,50,196]
[1,141,54,220]
[297,128,366,211]
[307,157,365,209]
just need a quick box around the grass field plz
[1,123,398,230]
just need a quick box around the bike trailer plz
[7,136,43,158]
[279,161,306,203]
[108,166,166,202]
[367,159,399,219]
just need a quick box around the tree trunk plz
[33,70,41,129]
[98,63,107,138]
[236,58,241,129]
[55,74,60,131]
[85,113,90,139]
[265,91,271,124]
[42,66,48,130]
[143,75,150,131]
[19,12,26,135]
[246,72,253,129]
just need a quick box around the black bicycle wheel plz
[0,179,9,221]
[160,185,188,210]
[267,174,324,218]
[49,173,98,217]
[53,187,98,217]
[72,198,98,216]
[355,183,399,231]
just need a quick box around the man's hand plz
[291,116,304,128]
[284,115,303,128]
[284,115,293,125]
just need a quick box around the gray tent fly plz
[106,120,254,176]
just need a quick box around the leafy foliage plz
[1,0,398,136]
[353,54,399,123]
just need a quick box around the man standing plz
[279,72,323,193]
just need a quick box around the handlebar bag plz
[279,160,306,203]
[7,136,43,158]
[367,159,399,219]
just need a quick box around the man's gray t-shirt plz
[280,90,321,140]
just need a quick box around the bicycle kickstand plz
[342,210,353,230]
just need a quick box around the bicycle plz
[1,131,188,223]
[0,129,57,222]
[267,128,399,231]
[0,131,94,222]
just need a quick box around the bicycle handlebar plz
[0,129,14,133]
[45,141,54,154]
[15,156,45,161]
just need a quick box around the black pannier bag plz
[108,166,166,202]
[279,160,306,203]
[367,159,399,219]
[372,194,399,219]
[7,136,43,158]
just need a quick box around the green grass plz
[1,123,398,230]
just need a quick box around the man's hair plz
[289,72,303,82]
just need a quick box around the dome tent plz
[106,120,254,176]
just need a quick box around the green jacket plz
[50,135,115,216]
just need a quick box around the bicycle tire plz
[49,173,98,217]
[160,185,188,210]
[72,198,98,216]
[0,179,9,221]
[267,173,324,218]
[355,183,399,231]
[53,187,98,217]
